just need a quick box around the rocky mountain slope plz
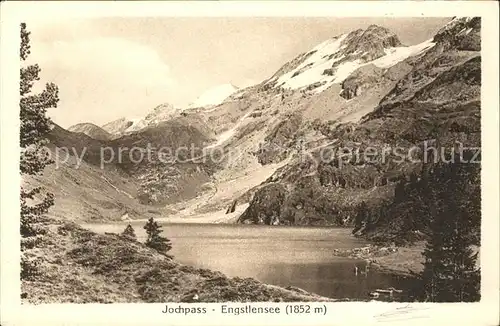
[37,17,480,229]
[28,114,218,221]
[237,17,481,231]
[25,124,158,221]
[263,24,434,94]
[101,117,134,137]
[123,103,185,133]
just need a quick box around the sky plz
[26,17,451,128]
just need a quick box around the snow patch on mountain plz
[123,117,145,133]
[101,118,134,136]
[371,38,435,68]
[125,103,181,133]
[205,111,252,149]
[274,34,348,90]
[268,34,435,94]
[190,84,239,108]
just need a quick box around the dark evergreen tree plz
[394,177,406,203]
[352,201,368,235]
[143,218,172,255]
[20,23,59,280]
[121,224,137,241]
[391,169,432,244]
[418,155,480,302]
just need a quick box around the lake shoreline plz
[23,218,338,303]
[83,219,354,228]
[84,220,421,279]
[331,242,425,279]
[82,221,414,300]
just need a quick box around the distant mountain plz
[67,122,112,141]
[101,118,134,136]
[124,103,183,133]
[101,103,185,137]
[101,115,216,206]
[189,84,239,108]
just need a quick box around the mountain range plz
[29,17,481,239]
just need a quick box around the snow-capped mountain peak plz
[265,24,435,93]
[124,103,181,133]
[189,83,239,108]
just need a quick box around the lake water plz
[84,222,409,301]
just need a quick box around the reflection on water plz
[261,261,408,300]
[84,222,409,301]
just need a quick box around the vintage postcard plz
[1,1,499,325]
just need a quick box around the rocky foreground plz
[22,219,334,303]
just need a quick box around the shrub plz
[121,224,137,241]
[143,218,172,255]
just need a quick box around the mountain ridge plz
[36,18,481,229]
[237,17,481,237]
[67,123,112,141]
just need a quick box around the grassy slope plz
[24,157,164,222]
[22,219,333,303]
[370,244,425,276]
[331,241,480,278]
[371,243,480,277]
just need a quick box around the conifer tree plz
[391,169,433,244]
[394,177,406,203]
[143,217,172,255]
[352,201,368,235]
[20,23,59,280]
[121,224,137,241]
[418,155,480,302]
